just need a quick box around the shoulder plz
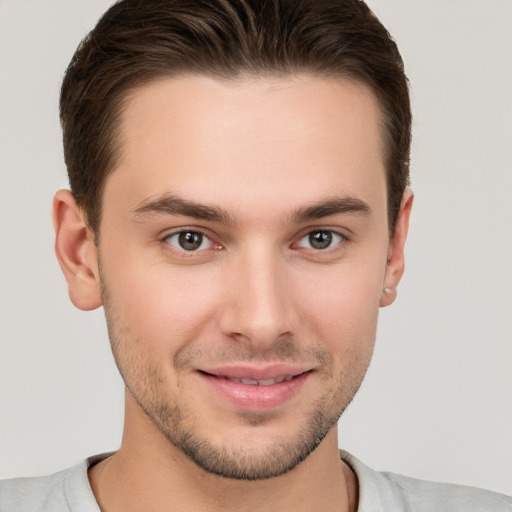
[379,470,512,511]
[0,468,71,512]
[340,450,512,512]
[0,455,107,512]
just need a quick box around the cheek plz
[101,254,222,350]
[298,262,383,329]
[291,255,385,372]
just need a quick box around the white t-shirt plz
[1,451,510,511]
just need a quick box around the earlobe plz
[53,189,102,311]
[380,190,413,308]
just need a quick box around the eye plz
[164,230,213,251]
[296,230,344,250]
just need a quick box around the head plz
[54,0,413,481]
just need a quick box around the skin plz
[53,74,412,512]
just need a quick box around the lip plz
[196,364,313,411]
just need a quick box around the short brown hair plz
[60,0,411,235]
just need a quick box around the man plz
[0,0,510,510]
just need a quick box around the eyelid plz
[161,227,221,253]
[166,232,211,251]
[293,228,349,251]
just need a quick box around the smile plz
[196,366,313,411]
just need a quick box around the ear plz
[380,189,413,307]
[53,189,102,311]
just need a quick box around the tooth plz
[240,378,259,385]
[223,375,297,386]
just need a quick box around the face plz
[79,75,406,479]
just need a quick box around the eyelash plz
[294,229,346,252]
[161,228,348,255]
[162,229,220,253]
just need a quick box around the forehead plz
[105,74,387,222]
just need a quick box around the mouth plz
[195,365,313,411]
[199,372,305,386]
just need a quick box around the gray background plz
[1,0,511,495]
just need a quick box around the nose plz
[217,246,293,351]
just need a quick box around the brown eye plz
[297,230,343,250]
[179,232,203,250]
[309,231,332,249]
[165,231,211,251]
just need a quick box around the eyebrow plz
[290,196,370,223]
[132,193,370,224]
[132,194,236,224]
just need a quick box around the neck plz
[88,393,358,512]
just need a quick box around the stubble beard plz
[141,394,343,480]
[100,278,373,481]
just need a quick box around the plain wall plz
[1,0,511,495]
